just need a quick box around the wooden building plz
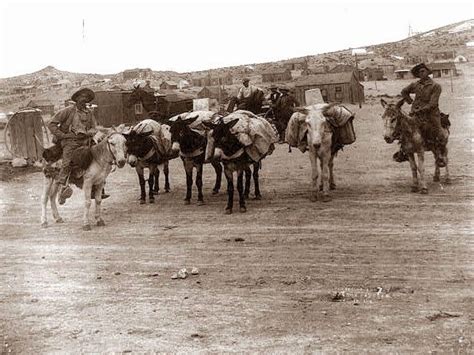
[294,72,364,105]
[91,90,146,127]
[197,86,229,102]
[6,109,45,161]
[261,68,292,83]
[362,67,385,81]
[26,99,55,116]
[429,62,458,78]
[122,68,153,81]
[394,69,414,80]
[192,73,233,87]
[159,81,178,90]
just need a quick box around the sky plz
[0,0,472,78]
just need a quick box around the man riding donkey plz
[393,63,449,166]
[227,78,265,114]
[47,88,109,205]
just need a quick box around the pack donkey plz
[124,119,177,204]
[166,111,222,205]
[41,128,128,230]
[380,98,450,193]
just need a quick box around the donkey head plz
[304,110,332,151]
[203,118,241,161]
[167,114,200,154]
[107,132,128,168]
[380,98,404,143]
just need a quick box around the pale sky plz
[0,0,472,78]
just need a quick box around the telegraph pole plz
[354,53,362,108]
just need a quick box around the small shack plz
[26,99,55,116]
[92,90,146,127]
[429,62,458,78]
[155,92,194,118]
[294,72,364,105]
[160,81,178,90]
[5,109,46,161]
[197,86,229,102]
[394,69,413,80]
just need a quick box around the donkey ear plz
[226,119,240,129]
[380,99,387,108]
[186,115,199,125]
[395,98,405,109]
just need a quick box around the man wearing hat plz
[48,88,99,204]
[274,86,299,142]
[394,63,447,163]
[267,85,281,106]
[226,78,263,113]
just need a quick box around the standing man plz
[48,88,98,204]
[394,63,448,165]
[274,86,299,142]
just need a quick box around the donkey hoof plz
[410,186,419,193]
[321,195,332,202]
[330,183,337,190]
[41,221,48,228]
[82,224,92,231]
[140,199,146,205]
[239,206,247,213]
[165,189,170,193]
[56,217,64,224]
[254,195,262,200]
[197,200,205,206]
[97,219,105,227]
[420,188,428,194]
[445,178,452,185]
[149,199,155,204]
[212,189,219,195]
[433,176,440,182]
[184,199,191,205]
[225,208,232,215]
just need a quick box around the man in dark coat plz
[394,63,448,164]
[274,86,299,142]
[47,88,101,204]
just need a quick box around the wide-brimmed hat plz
[279,86,290,92]
[269,85,278,90]
[411,63,432,78]
[71,88,95,103]
[242,78,250,83]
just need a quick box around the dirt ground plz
[1,69,473,353]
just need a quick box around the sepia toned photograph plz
[0,0,472,353]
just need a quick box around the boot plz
[393,149,409,163]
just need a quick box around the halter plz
[105,132,123,166]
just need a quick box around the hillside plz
[0,19,472,113]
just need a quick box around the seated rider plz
[394,63,448,165]
[47,88,108,204]
[226,78,264,113]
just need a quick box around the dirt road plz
[1,73,473,353]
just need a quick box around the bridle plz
[105,132,124,166]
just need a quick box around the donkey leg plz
[408,154,419,192]
[320,154,332,202]
[148,166,155,204]
[137,167,146,204]
[50,181,63,224]
[164,161,171,192]
[41,178,52,227]
[94,183,106,226]
[416,152,428,194]
[237,170,246,213]
[211,161,222,194]
[309,151,319,202]
[244,167,251,199]
[153,168,160,194]
[224,167,234,214]
[253,163,262,200]
[196,164,204,205]
[444,148,451,184]
[184,160,193,205]
[329,154,336,190]
[82,181,93,231]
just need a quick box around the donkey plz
[124,119,177,204]
[289,106,338,202]
[166,113,222,205]
[204,114,275,214]
[41,129,128,230]
[380,98,450,193]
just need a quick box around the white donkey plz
[41,129,128,230]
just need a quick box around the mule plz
[380,98,450,193]
[41,129,128,230]
[124,119,176,204]
[166,113,222,205]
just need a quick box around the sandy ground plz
[0,70,473,353]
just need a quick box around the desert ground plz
[0,67,473,353]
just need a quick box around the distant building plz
[192,73,233,87]
[283,59,307,71]
[197,86,229,102]
[261,68,292,83]
[394,69,414,80]
[328,64,363,81]
[294,72,364,105]
[26,99,55,116]
[52,79,72,89]
[159,81,178,90]
[431,50,455,61]
[429,62,458,78]
[12,85,36,94]
[362,67,385,81]
[122,68,153,81]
